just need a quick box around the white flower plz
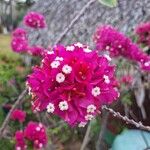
[59,101,68,111]
[83,48,92,53]
[62,64,72,74]
[103,75,110,84]
[55,56,63,61]
[47,103,55,113]
[51,61,60,68]
[103,54,112,61]
[144,61,150,66]
[16,147,21,150]
[87,104,96,113]
[39,143,43,148]
[74,42,83,48]
[85,114,94,121]
[92,87,101,97]
[56,73,65,83]
[47,51,54,55]
[36,127,41,131]
[105,46,110,50]
[78,122,87,127]
[66,46,75,51]
[118,45,122,48]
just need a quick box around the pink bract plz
[24,12,46,28]
[27,43,119,127]
[135,22,150,47]
[11,109,26,123]
[93,25,150,71]
[24,121,48,149]
[15,130,27,150]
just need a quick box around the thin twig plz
[96,110,109,150]
[80,121,92,150]
[0,88,28,139]
[102,105,150,132]
[54,0,96,45]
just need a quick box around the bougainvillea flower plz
[27,43,119,127]
[24,121,48,149]
[11,109,26,123]
[93,25,150,71]
[11,37,29,53]
[12,28,27,40]
[24,12,46,28]
[15,130,27,150]
[135,22,150,47]
[121,75,133,86]
[28,46,46,57]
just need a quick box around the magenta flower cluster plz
[11,28,29,53]
[135,22,150,47]
[15,122,48,150]
[24,12,46,28]
[11,12,47,56]
[11,109,26,123]
[27,43,119,126]
[93,25,150,71]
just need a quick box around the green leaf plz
[98,0,118,7]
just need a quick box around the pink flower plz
[12,28,27,39]
[24,12,46,28]
[93,25,150,71]
[28,46,46,57]
[135,22,150,47]
[15,130,27,150]
[121,75,133,86]
[11,37,28,53]
[27,43,119,126]
[11,109,26,123]
[24,121,48,149]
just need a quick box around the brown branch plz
[80,121,92,150]
[54,0,96,45]
[102,105,150,132]
[0,88,28,139]
[96,110,109,150]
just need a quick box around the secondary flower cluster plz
[24,11,46,28]
[27,43,119,127]
[93,25,150,71]
[135,22,150,47]
[11,12,47,56]
[15,122,48,150]
[11,28,28,53]
[11,109,26,123]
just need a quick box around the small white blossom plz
[36,127,41,131]
[103,54,112,61]
[103,75,110,84]
[16,147,21,150]
[62,64,72,74]
[106,46,110,50]
[74,42,83,48]
[92,87,101,97]
[144,61,150,66]
[46,103,55,113]
[85,114,94,121]
[83,48,92,53]
[51,61,60,68]
[55,56,64,61]
[59,101,68,111]
[118,45,122,48]
[39,143,43,148]
[66,46,75,51]
[47,51,54,55]
[78,122,87,127]
[87,104,96,113]
[56,73,65,83]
